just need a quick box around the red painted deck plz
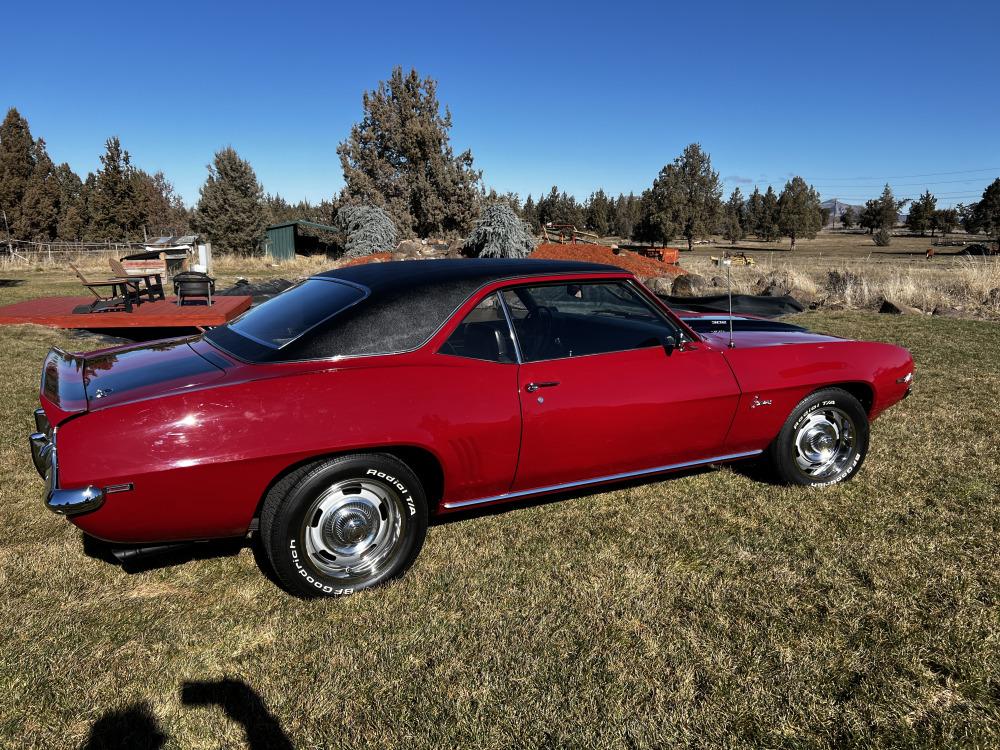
[0,295,252,329]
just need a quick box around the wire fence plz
[1,239,146,268]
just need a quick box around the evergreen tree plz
[968,178,1000,248]
[612,193,641,239]
[17,138,60,240]
[930,208,958,237]
[135,170,188,236]
[905,190,936,236]
[585,189,612,236]
[338,67,482,238]
[777,176,822,250]
[722,187,745,245]
[0,108,35,238]
[465,202,536,258]
[640,143,722,249]
[760,186,781,241]
[192,147,267,255]
[88,137,145,241]
[840,205,856,229]
[535,186,585,228]
[745,187,765,238]
[521,194,538,232]
[54,163,86,240]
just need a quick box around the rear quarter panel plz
[57,353,520,544]
[722,340,913,454]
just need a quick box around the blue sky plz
[5,0,998,208]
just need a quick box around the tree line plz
[2,65,998,254]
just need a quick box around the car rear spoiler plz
[40,347,89,419]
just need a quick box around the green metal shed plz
[265,220,340,261]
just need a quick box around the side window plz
[439,293,516,363]
[501,282,678,362]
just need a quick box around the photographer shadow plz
[82,678,291,750]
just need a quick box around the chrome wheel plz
[792,406,857,480]
[301,478,407,584]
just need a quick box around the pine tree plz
[905,190,936,236]
[777,176,822,250]
[640,143,722,250]
[760,186,781,241]
[17,138,61,240]
[722,187,745,245]
[338,67,482,238]
[192,146,267,255]
[0,108,35,238]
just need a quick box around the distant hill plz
[821,198,865,226]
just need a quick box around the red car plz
[30,259,913,597]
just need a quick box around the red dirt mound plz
[341,252,393,267]
[531,243,684,278]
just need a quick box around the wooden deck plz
[0,295,252,329]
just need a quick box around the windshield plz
[211,278,367,350]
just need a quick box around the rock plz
[395,239,424,257]
[932,306,964,318]
[644,276,675,296]
[671,273,708,297]
[879,299,923,315]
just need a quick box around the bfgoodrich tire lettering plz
[768,388,870,487]
[259,454,428,598]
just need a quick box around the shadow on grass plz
[83,679,292,749]
[0,278,25,287]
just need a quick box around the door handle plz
[526,381,560,393]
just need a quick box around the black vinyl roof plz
[314,258,619,294]
[207,258,623,363]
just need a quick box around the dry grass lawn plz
[0,262,998,748]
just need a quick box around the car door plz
[502,281,741,493]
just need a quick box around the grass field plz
[0,264,999,747]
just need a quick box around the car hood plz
[700,329,845,349]
[82,337,227,409]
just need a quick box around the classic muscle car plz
[30,259,914,597]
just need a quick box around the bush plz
[464,203,537,258]
[335,205,398,258]
[873,228,892,247]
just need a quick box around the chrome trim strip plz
[104,483,134,494]
[442,450,762,509]
[496,290,523,364]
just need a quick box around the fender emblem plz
[94,388,114,399]
[751,395,773,409]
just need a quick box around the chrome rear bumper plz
[30,408,104,516]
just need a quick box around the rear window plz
[206,279,366,355]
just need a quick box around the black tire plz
[259,454,427,598]
[767,388,870,487]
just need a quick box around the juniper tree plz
[88,137,146,241]
[465,202,537,258]
[192,147,267,255]
[0,108,35,237]
[930,208,957,237]
[586,190,612,236]
[54,163,86,240]
[777,176,822,250]
[840,206,856,229]
[612,193,642,239]
[906,190,936,236]
[335,204,398,257]
[745,187,765,238]
[640,143,722,250]
[722,187,745,245]
[521,195,538,232]
[18,139,61,240]
[760,186,781,241]
[136,170,188,236]
[338,67,482,238]
[968,178,1000,248]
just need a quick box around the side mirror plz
[662,335,678,355]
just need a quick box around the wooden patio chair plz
[109,258,166,302]
[69,263,135,313]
